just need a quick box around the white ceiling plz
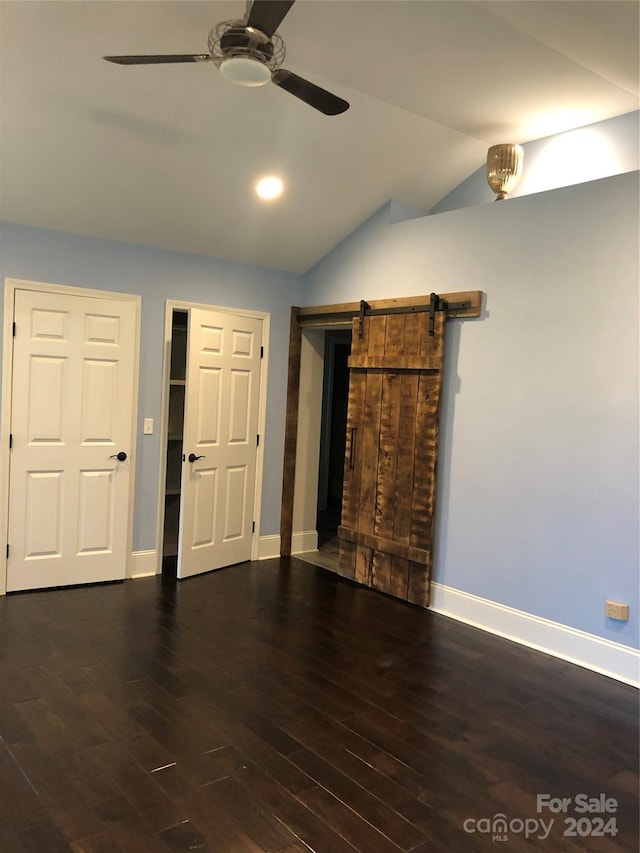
[1,1,638,273]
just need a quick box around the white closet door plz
[7,289,137,591]
[178,308,262,579]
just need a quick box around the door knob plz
[188,453,206,463]
[109,451,127,462]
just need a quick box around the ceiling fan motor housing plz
[208,20,286,86]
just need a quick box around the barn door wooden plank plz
[348,354,441,370]
[410,313,445,553]
[408,558,430,607]
[376,370,402,543]
[372,314,405,596]
[384,313,406,355]
[353,543,372,586]
[337,316,369,579]
[394,312,420,550]
[338,527,430,563]
[355,315,386,539]
[353,316,386,589]
[389,555,410,600]
[393,372,419,545]
[371,552,392,594]
[338,366,365,579]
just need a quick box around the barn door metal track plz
[358,293,471,338]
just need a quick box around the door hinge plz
[9,433,12,449]
[256,434,260,447]
[12,322,16,337]
[260,346,264,359]
[252,521,256,533]
[5,545,8,559]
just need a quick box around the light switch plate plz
[143,418,154,435]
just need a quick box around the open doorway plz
[292,327,351,573]
[316,330,352,548]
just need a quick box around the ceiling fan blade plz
[103,55,211,65]
[272,69,349,116]
[246,1,296,38]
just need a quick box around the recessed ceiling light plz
[255,176,283,200]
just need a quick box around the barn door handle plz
[109,451,127,462]
[349,428,356,469]
[188,453,206,463]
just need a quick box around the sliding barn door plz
[338,311,445,607]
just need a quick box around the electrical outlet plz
[605,600,629,621]
[143,418,154,435]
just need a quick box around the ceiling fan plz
[103,0,349,116]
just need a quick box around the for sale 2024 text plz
[537,793,618,839]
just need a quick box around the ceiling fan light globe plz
[220,56,271,87]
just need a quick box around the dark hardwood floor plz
[0,558,637,852]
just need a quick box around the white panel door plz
[178,308,261,579]
[7,289,137,591]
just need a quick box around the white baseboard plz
[430,582,639,688]
[258,534,281,560]
[127,549,159,579]
[257,530,318,559]
[292,530,318,555]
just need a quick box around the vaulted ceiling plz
[1,1,638,272]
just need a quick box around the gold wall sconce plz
[486,143,524,200]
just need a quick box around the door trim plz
[156,300,270,575]
[0,278,142,596]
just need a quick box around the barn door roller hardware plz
[358,293,472,338]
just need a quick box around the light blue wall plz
[0,223,304,548]
[430,111,639,215]
[1,169,638,650]
[305,172,639,648]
